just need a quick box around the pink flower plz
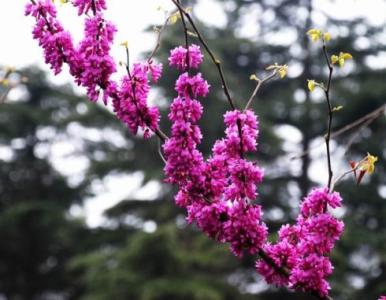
[168,97,203,123]
[256,241,298,286]
[278,224,302,245]
[298,213,344,254]
[73,0,107,15]
[175,73,210,99]
[78,15,117,103]
[114,63,161,137]
[187,201,229,240]
[26,1,79,76]
[164,45,209,200]
[301,187,342,217]
[148,62,163,82]
[289,253,332,297]
[25,0,162,132]
[169,44,204,71]
[225,159,264,201]
[256,187,344,297]
[224,109,259,154]
[25,0,57,18]
[223,201,268,256]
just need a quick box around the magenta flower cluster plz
[73,0,107,15]
[25,0,77,76]
[164,45,267,257]
[78,14,117,103]
[256,187,344,297]
[169,44,203,70]
[115,62,162,138]
[26,1,353,298]
[163,45,208,191]
[26,0,161,138]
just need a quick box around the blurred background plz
[0,0,385,299]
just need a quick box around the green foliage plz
[71,224,254,300]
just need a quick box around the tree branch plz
[290,104,385,161]
[322,43,334,190]
[244,71,277,111]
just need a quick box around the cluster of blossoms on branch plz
[25,0,162,138]
[164,44,267,257]
[257,188,344,297]
[25,1,382,299]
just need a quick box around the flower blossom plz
[175,73,210,98]
[164,45,207,207]
[73,0,107,15]
[25,0,78,75]
[256,187,344,298]
[223,201,268,256]
[78,14,117,103]
[114,62,162,138]
[169,44,204,71]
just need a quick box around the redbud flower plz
[115,63,161,138]
[73,0,107,15]
[169,44,204,71]
[224,201,268,256]
[175,73,210,99]
[78,15,117,103]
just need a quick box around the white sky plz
[1,0,386,227]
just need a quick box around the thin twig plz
[332,165,358,190]
[158,138,167,164]
[176,0,190,71]
[0,87,11,103]
[322,43,334,190]
[258,249,290,276]
[0,69,14,103]
[147,16,171,63]
[332,103,386,139]
[290,104,386,161]
[91,0,97,16]
[342,113,379,157]
[244,71,277,111]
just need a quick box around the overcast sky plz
[1,0,386,227]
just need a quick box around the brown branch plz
[147,17,170,63]
[0,68,15,103]
[322,43,334,190]
[290,104,386,161]
[91,0,97,16]
[176,0,190,71]
[0,87,11,103]
[244,71,277,111]
[258,249,290,276]
[342,112,380,157]
[258,250,333,300]
[331,103,386,139]
[332,164,359,190]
